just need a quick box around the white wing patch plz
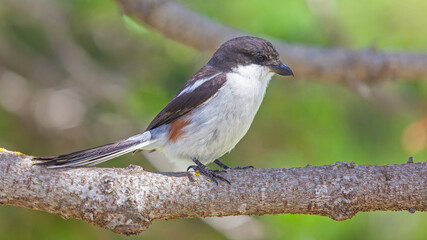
[176,73,221,97]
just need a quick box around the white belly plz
[162,64,274,164]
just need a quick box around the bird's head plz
[208,36,294,77]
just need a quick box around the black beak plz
[269,62,294,76]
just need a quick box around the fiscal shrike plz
[34,36,294,184]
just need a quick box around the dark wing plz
[146,67,226,130]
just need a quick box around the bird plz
[34,36,294,184]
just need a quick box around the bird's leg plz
[214,159,254,170]
[187,158,230,185]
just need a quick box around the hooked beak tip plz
[270,62,294,77]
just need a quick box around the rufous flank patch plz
[169,116,192,142]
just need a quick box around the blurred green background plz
[0,0,426,239]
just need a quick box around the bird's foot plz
[188,159,230,185]
[214,159,254,170]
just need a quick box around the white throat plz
[225,64,274,103]
[231,64,274,84]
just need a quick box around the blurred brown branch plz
[1,149,425,235]
[116,0,427,85]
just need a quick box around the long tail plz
[33,132,152,168]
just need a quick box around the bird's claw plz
[213,159,254,170]
[187,161,231,185]
[233,165,254,170]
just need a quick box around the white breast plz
[162,64,274,165]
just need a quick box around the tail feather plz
[34,132,151,168]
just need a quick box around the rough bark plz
[0,149,425,235]
[115,0,427,85]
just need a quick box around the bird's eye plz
[256,55,266,63]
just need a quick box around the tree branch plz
[115,0,427,85]
[0,149,425,235]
